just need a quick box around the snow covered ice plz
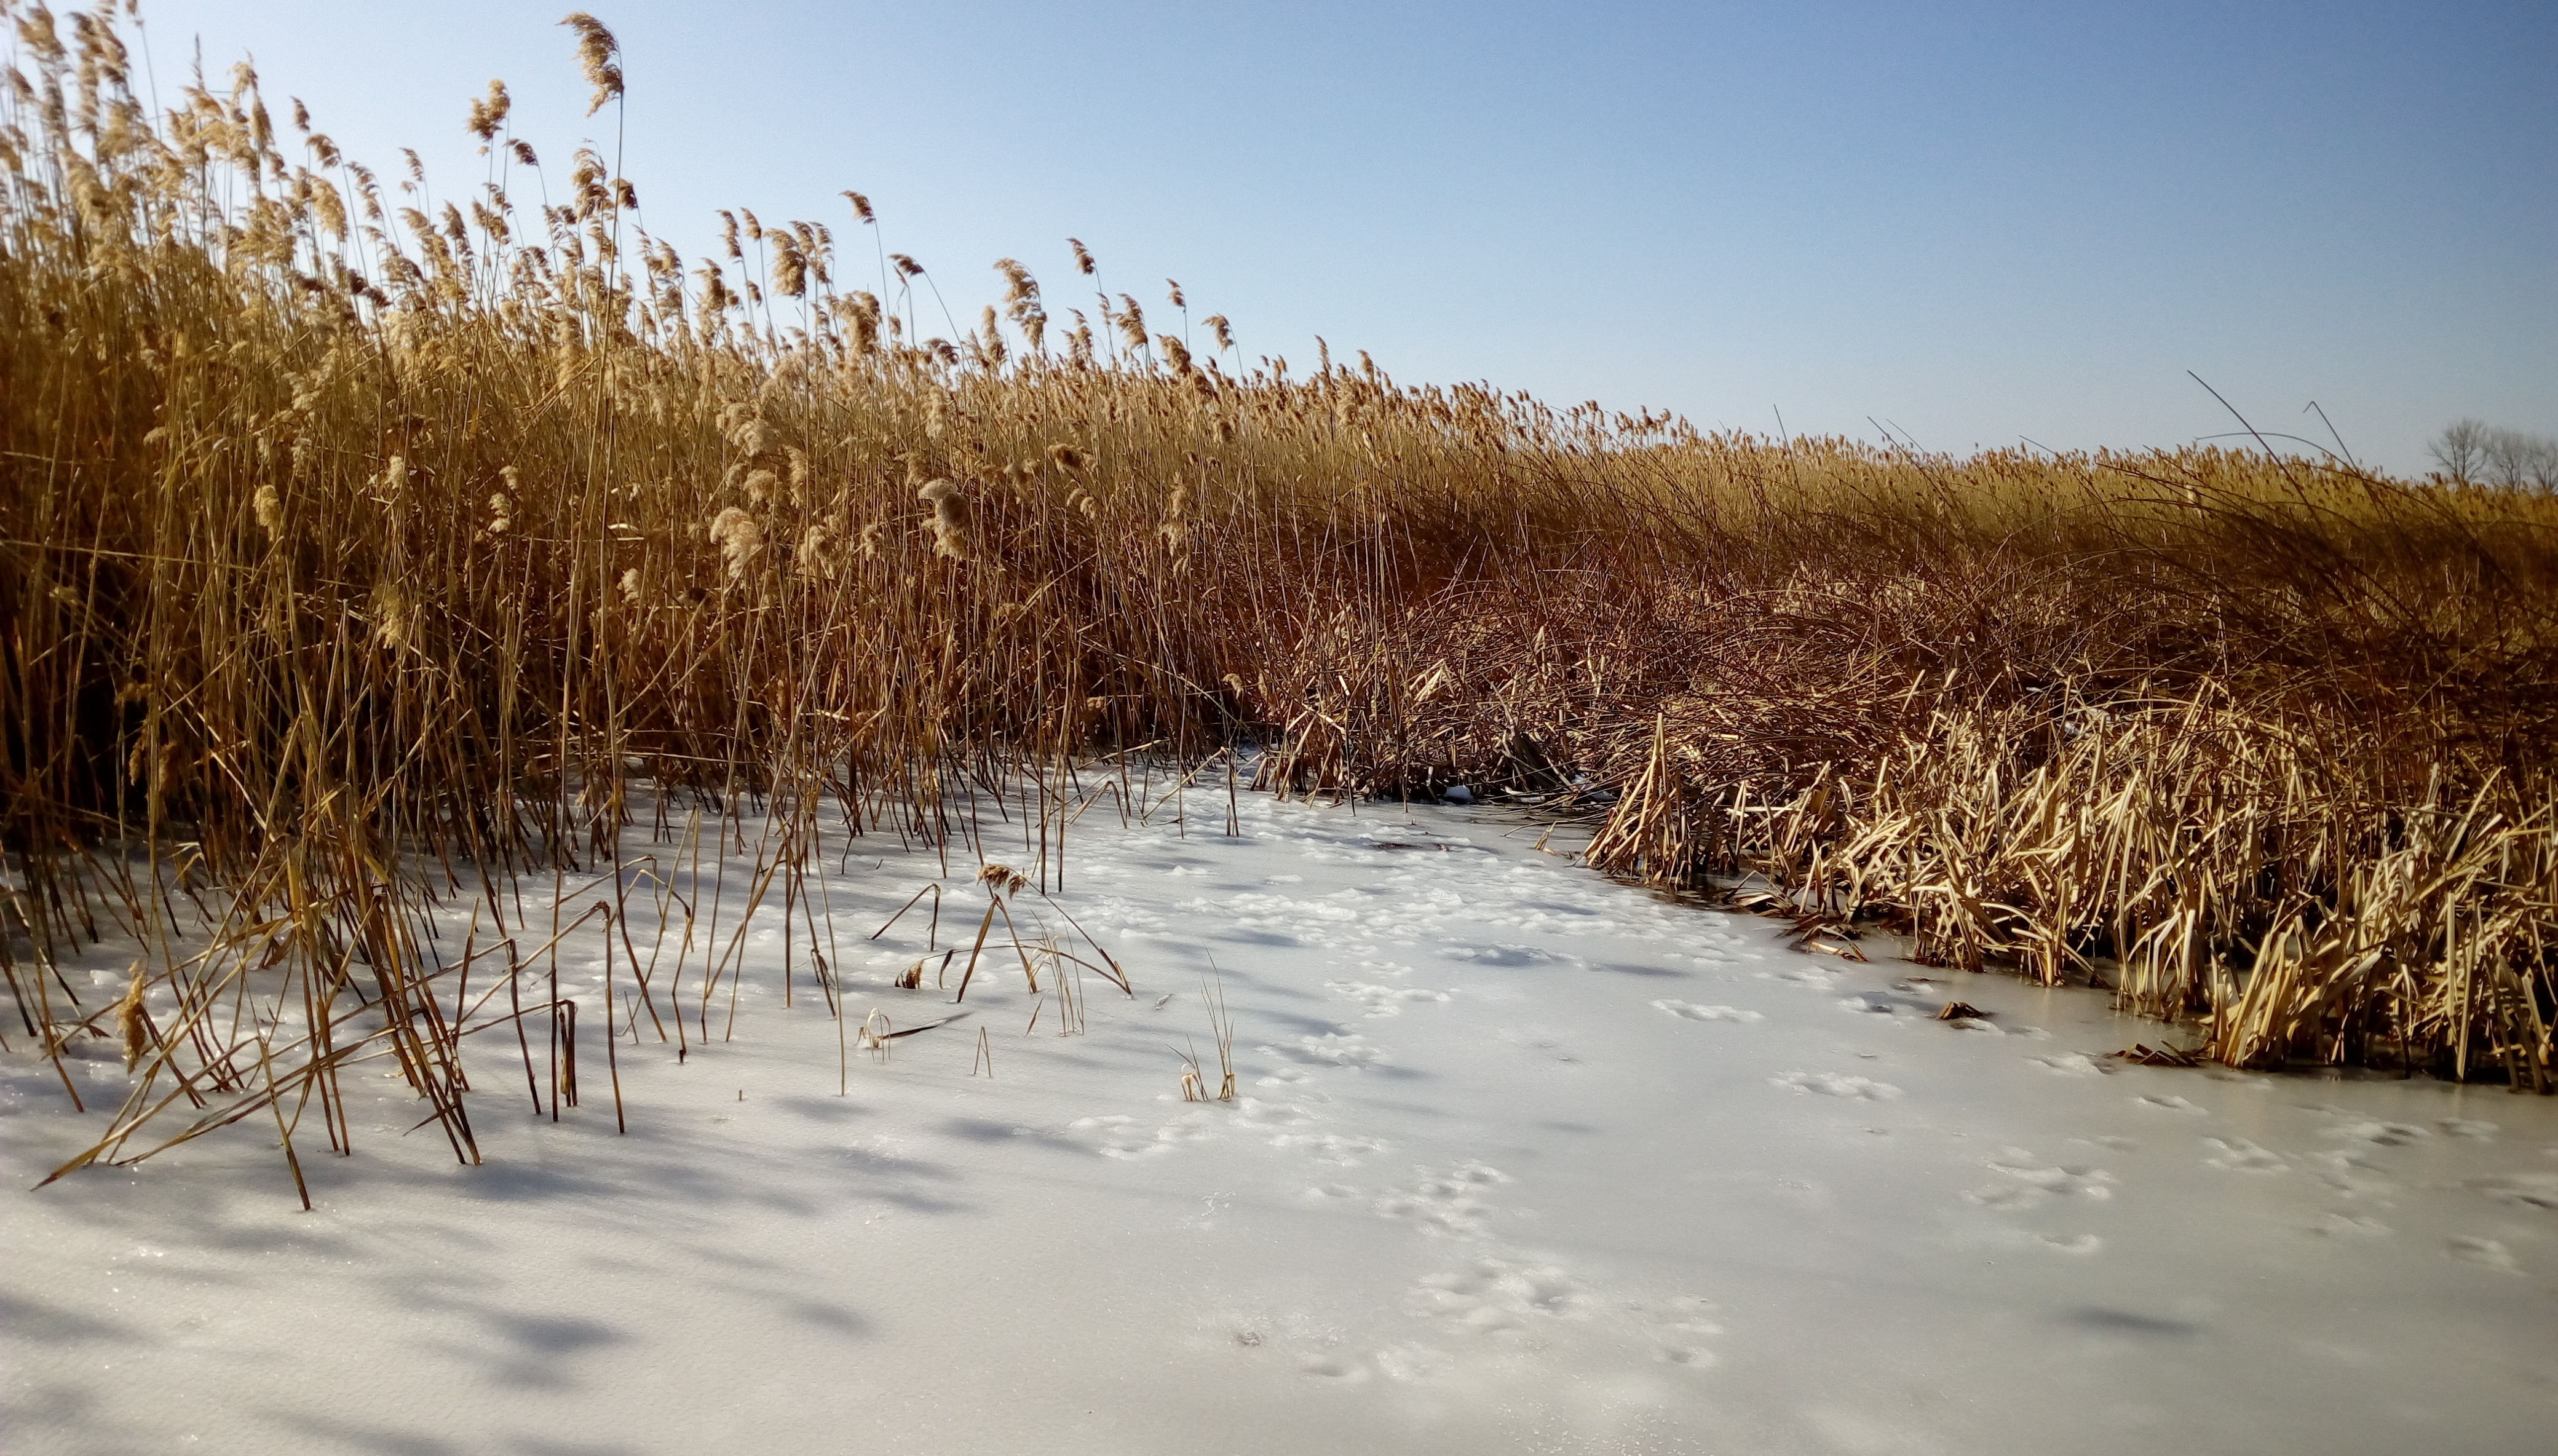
[6,778,2555,1454]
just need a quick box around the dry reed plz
[1,4,2550,1193]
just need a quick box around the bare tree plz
[2482,425,2558,491]
[2427,418,2492,481]
[2428,419,2557,489]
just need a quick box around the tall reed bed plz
[1,6,2549,1189]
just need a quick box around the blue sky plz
[120,1,2556,475]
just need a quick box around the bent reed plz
[1,6,2550,1187]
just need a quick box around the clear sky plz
[113,1,2557,475]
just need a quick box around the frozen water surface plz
[6,783,2554,1454]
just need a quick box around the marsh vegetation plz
[2,4,2551,1190]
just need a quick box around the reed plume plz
[560,13,624,116]
[708,505,764,580]
[917,478,972,561]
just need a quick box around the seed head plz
[112,963,152,1070]
[917,478,972,562]
[708,505,765,580]
[465,79,511,143]
[373,583,411,650]
[560,14,625,117]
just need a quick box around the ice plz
[6,779,2556,1455]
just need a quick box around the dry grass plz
[1,4,2550,1190]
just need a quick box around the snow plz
[6,777,2556,1454]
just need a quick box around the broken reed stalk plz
[1,0,2551,1205]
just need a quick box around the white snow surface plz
[7,780,2556,1455]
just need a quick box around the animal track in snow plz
[1601,1292,1729,1367]
[1261,1032,1386,1068]
[2203,1137,2289,1173]
[1232,1098,1317,1131]
[2446,1237,2520,1273]
[1494,1029,1582,1064]
[1297,1351,1372,1382]
[1772,1070,1903,1100]
[1443,943,1563,966]
[1401,1259,1727,1370]
[2307,1150,2396,1198]
[1405,1254,1590,1334]
[1650,999,1762,1024]
[1270,1130,1387,1165]
[1837,993,1930,1018]
[1067,1110,1219,1160]
[2136,1094,2208,1114]
[2437,1118,2500,1139]
[2324,1120,2428,1148]
[1374,1161,1513,1238]
[1372,1342,1457,1382]
[1645,1296,1728,1366]
[2310,1213,2392,1238]
[1325,980,1451,1018]
[2029,1053,2112,1077]
[1965,1152,2116,1209]
[2466,1173,2558,1211]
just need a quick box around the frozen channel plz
[5,780,2552,1455]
